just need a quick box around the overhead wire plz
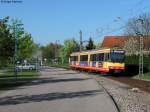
[92,0,149,40]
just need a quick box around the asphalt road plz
[0,67,117,112]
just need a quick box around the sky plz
[0,0,150,45]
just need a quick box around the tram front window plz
[110,51,125,63]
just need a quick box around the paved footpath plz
[0,67,117,112]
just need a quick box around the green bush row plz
[125,55,150,69]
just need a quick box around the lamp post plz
[12,21,23,81]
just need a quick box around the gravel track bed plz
[107,76,150,93]
[95,76,150,112]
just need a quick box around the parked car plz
[16,64,36,70]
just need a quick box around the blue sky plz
[0,0,150,45]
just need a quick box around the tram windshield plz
[110,51,125,63]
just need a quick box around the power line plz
[128,0,150,18]
[93,0,149,40]
[95,26,125,39]
[77,0,149,43]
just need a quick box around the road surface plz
[0,67,117,112]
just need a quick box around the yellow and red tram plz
[69,48,125,73]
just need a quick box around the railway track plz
[105,76,150,93]
[70,69,150,111]
[76,69,150,93]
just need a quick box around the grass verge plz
[133,72,150,81]
[0,70,40,90]
[140,73,150,80]
[50,63,70,69]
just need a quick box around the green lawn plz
[0,70,39,78]
[141,73,150,80]
[134,72,150,81]
[50,63,70,69]
[0,70,40,90]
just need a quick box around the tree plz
[124,12,150,36]
[0,17,14,66]
[124,37,139,55]
[95,42,102,49]
[41,43,55,60]
[41,43,61,62]
[10,19,37,61]
[86,37,95,50]
[0,17,38,67]
[18,33,36,60]
[123,12,150,55]
[59,38,79,64]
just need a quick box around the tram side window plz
[70,56,78,61]
[80,55,88,61]
[70,56,73,61]
[90,54,96,61]
[74,56,78,61]
[96,53,104,61]
[104,53,110,61]
[70,56,74,61]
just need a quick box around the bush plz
[125,55,150,73]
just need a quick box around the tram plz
[69,48,125,73]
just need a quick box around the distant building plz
[101,36,127,49]
[101,36,150,55]
[101,36,150,49]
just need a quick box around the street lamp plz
[12,22,23,81]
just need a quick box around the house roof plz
[101,36,150,50]
[101,36,128,48]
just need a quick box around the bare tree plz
[124,37,139,55]
[96,42,102,49]
[124,12,150,36]
[123,13,150,55]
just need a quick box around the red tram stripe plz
[70,65,110,72]
[70,65,125,73]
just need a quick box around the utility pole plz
[79,30,83,52]
[136,18,144,78]
[55,40,59,64]
[55,40,57,63]
[139,34,144,77]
